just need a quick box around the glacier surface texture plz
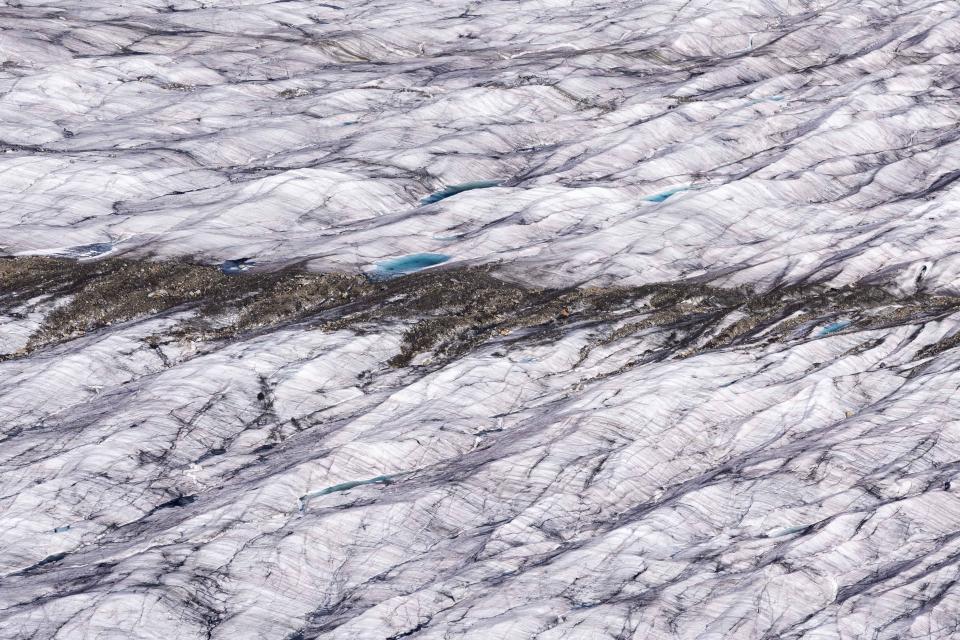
[3,0,960,638]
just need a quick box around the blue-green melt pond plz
[421,180,502,205]
[644,185,693,203]
[375,253,450,278]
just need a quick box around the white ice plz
[4,1,960,638]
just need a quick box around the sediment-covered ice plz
[4,0,960,638]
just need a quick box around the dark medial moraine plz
[1,256,957,371]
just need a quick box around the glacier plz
[3,0,960,638]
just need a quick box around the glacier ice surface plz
[4,0,960,638]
